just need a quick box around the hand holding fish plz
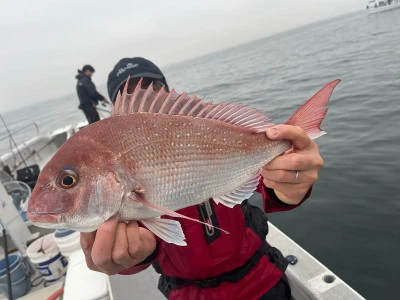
[262,125,324,204]
[80,216,156,275]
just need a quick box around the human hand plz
[80,215,157,275]
[262,125,324,205]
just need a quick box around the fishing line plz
[0,113,28,169]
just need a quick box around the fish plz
[27,79,340,246]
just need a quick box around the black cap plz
[107,57,168,101]
[82,65,95,72]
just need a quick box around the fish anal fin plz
[213,170,261,208]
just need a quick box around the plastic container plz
[63,250,110,300]
[0,254,31,299]
[26,234,68,284]
[53,229,81,257]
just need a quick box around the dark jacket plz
[120,179,311,299]
[75,72,105,109]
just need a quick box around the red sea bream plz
[27,79,340,245]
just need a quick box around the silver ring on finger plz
[292,170,299,184]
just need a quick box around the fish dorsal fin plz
[112,78,273,133]
[213,170,261,208]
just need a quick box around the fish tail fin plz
[285,79,340,139]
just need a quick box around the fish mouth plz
[26,212,100,232]
[28,220,99,233]
[26,212,62,224]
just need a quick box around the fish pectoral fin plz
[133,187,145,194]
[141,218,187,246]
[134,198,229,234]
[213,170,261,208]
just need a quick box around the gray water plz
[1,10,399,299]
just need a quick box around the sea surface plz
[1,10,399,299]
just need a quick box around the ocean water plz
[1,10,399,299]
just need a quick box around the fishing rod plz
[0,221,13,300]
[0,113,28,169]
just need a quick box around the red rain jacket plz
[120,179,310,299]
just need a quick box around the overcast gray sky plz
[1,0,363,112]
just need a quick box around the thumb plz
[266,125,311,150]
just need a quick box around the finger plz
[80,231,100,272]
[126,222,156,264]
[91,215,120,273]
[111,222,135,267]
[80,231,96,253]
[263,152,310,172]
[262,178,311,204]
[266,125,312,150]
[262,169,301,184]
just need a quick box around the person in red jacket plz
[80,57,324,299]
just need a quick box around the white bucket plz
[27,233,68,284]
[53,229,82,257]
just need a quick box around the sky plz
[0,0,363,113]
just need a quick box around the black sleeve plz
[136,245,159,266]
[81,78,105,101]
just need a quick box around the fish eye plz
[56,169,79,189]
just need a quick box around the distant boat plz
[366,0,400,13]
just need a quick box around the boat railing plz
[0,122,40,151]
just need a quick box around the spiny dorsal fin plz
[112,78,273,133]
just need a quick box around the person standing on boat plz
[80,57,324,299]
[75,64,109,124]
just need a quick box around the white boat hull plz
[367,2,400,13]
